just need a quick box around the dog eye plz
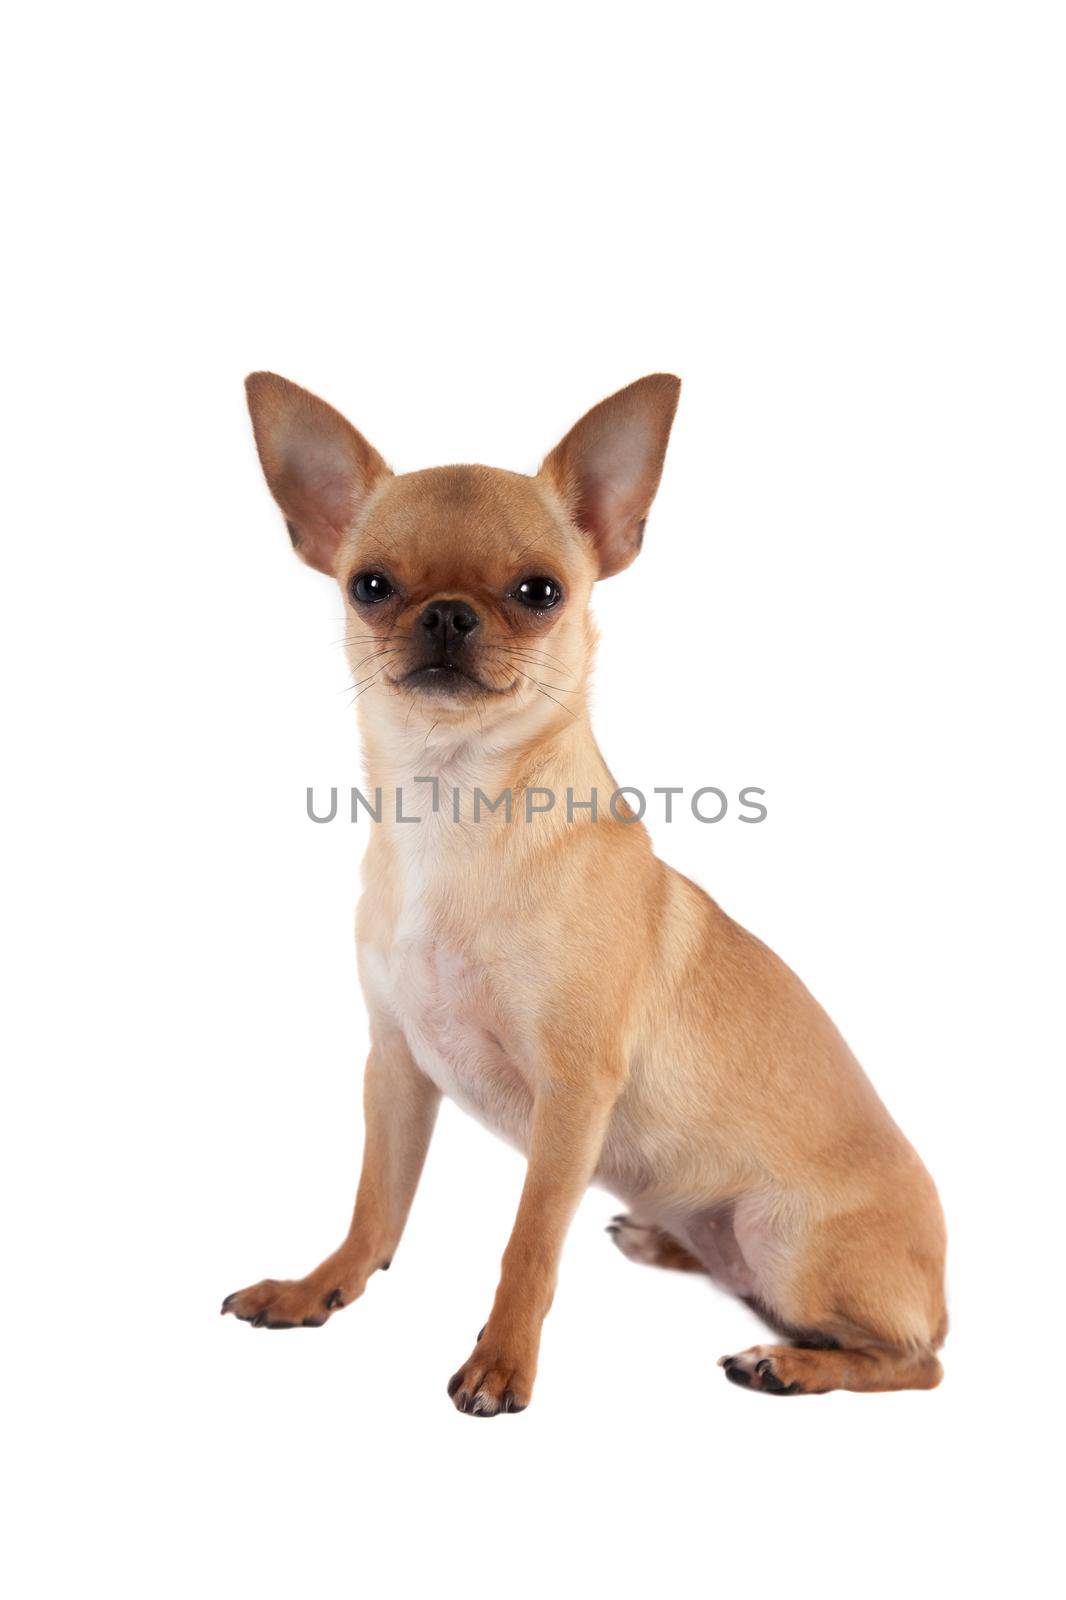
[513,576,562,610]
[349,571,395,605]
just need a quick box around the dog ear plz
[539,374,680,578]
[244,373,391,576]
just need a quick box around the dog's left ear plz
[539,374,680,578]
[245,372,391,576]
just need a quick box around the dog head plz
[245,372,680,740]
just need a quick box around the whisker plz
[335,649,402,691]
[485,642,572,673]
[344,671,386,705]
[509,537,548,572]
[350,646,403,673]
[332,630,402,648]
[506,665,578,717]
[359,530,399,565]
[486,653,580,692]
[533,683,576,719]
[496,641,570,668]
[345,666,388,692]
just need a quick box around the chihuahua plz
[223,373,947,1412]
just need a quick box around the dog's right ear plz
[244,373,391,576]
[539,374,680,579]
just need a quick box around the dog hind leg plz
[721,1188,947,1395]
[719,1341,942,1394]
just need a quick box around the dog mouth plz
[392,661,515,697]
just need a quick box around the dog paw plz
[606,1213,704,1273]
[220,1276,348,1329]
[718,1346,803,1395]
[606,1214,665,1265]
[446,1340,532,1417]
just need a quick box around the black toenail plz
[267,1320,295,1330]
[756,1363,796,1395]
[724,1362,752,1388]
[325,1289,344,1310]
[447,1373,463,1397]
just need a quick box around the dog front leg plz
[222,1028,440,1329]
[447,1059,623,1415]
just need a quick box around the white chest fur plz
[360,803,533,1145]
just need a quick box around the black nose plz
[418,599,480,642]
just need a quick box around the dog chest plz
[362,923,531,1142]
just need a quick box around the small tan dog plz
[223,373,947,1412]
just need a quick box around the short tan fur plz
[225,373,947,1412]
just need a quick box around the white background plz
[4,3,1063,1596]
